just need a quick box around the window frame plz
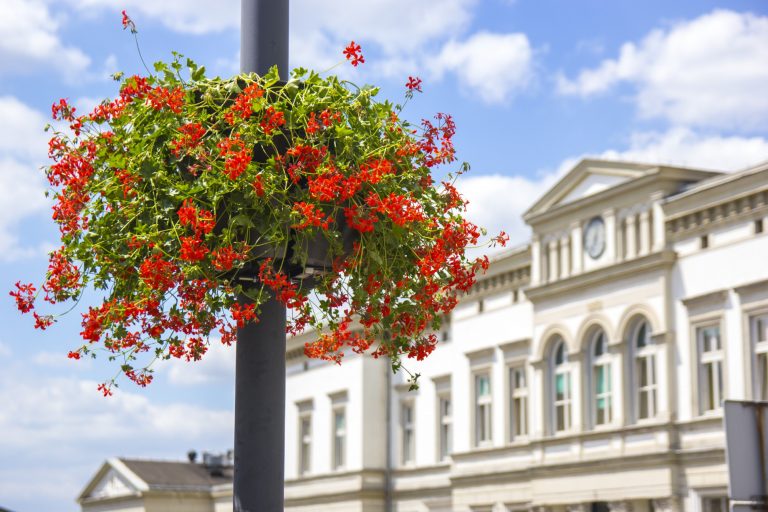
[695,321,725,415]
[588,329,613,428]
[750,311,768,400]
[437,392,452,461]
[332,404,347,470]
[473,371,493,447]
[508,364,529,441]
[400,401,415,466]
[297,409,312,476]
[550,338,572,434]
[628,319,658,423]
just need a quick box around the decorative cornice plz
[735,278,768,297]
[526,251,676,302]
[681,289,728,309]
[665,189,768,241]
[464,266,531,300]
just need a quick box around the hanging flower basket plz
[11,40,508,393]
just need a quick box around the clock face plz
[584,216,606,259]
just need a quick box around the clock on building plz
[584,216,606,259]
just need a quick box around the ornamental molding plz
[526,251,675,302]
[665,189,768,241]
[465,266,531,299]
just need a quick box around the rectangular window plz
[636,354,657,419]
[698,325,724,414]
[752,314,768,400]
[298,413,311,475]
[438,395,452,461]
[593,362,612,425]
[756,218,764,234]
[333,407,346,469]
[401,402,415,465]
[554,371,572,432]
[475,373,492,446]
[509,366,528,439]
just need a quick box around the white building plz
[79,158,768,512]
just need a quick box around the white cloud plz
[557,10,768,130]
[291,0,476,57]
[430,32,534,104]
[0,96,50,162]
[458,173,555,248]
[0,0,90,80]
[0,97,52,260]
[58,0,239,35]
[166,341,235,386]
[598,128,768,172]
[0,368,232,510]
[0,158,50,260]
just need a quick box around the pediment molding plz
[524,159,657,222]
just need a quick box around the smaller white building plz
[78,455,233,512]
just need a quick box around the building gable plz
[524,159,656,221]
[77,458,148,504]
[87,468,136,499]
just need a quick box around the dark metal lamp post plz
[234,2,289,511]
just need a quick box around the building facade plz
[282,159,768,512]
[79,158,768,512]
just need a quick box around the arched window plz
[630,319,657,421]
[551,338,572,433]
[589,329,612,427]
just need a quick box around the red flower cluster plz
[406,76,423,92]
[10,282,36,313]
[284,144,327,183]
[291,202,333,230]
[147,86,185,114]
[259,106,285,135]
[180,236,209,262]
[224,83,264,125]
[121,10,136,33]
[217,134,252,179]
[171,123,206,157]
[366,192,425,227]
[343,41,364,67]
[177,199,215,235]
[43,249,81,303]
[419,113,456,168]
[139,254,178,291]
[211,245,248,271]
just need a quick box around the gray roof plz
[119,458,232,490]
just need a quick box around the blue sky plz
[1,1,766,510]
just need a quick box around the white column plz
[560,235,571,278]
[548,240,558,282]
[625,214,637,259]
[604,208,617,262]
[639,210,651,256]
[571,222,583,274]
[531,235,541,285]
[651,194,666,251]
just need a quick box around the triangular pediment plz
[77,458,148,503]
[88,468,135,499]
[524,159,658,220]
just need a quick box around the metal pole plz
[235,2,289,511]
[241,0,289,80]
[234,292,287,512]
